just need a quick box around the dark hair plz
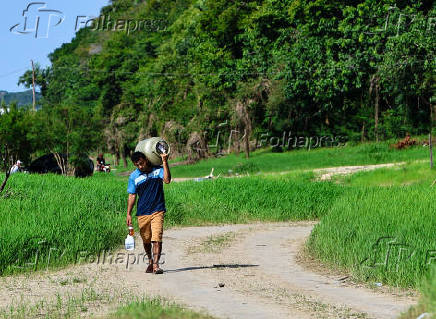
[131,151,146,163]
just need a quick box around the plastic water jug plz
[135,137,171,166]
[125,234,135,251]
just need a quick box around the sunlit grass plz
[335,161,436,186]
[169,141,429,178]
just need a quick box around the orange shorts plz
[137,211,164,243]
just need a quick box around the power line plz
[0,67,29,79]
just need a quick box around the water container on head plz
[135,137,171,166]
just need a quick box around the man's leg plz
[152,241,162,271]
[150,211,164,274]
[143,242,153,273]
[138,215,153,273]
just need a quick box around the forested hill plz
[0,90,41,107]
[16,0,435,163]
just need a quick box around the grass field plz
[0,173,126,276]
[1,141,435,315]
[109,141,430,178]
[306,184,436,287]
[168,141,430,178]
[335,161,436,186]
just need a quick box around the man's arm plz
[161,153,171,184]
[126,193,136,226]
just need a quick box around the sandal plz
[153,263,163,274]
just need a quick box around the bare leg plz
[143,242,153,273]
[152,241,163,273]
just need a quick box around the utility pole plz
[31,60,36,111]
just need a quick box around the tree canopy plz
[10,0,436,164]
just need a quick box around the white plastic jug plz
[125,235,135,251]
[135,137,170,166]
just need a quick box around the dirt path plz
[312,163,405,180]
[0,222,416,319]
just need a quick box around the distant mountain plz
[0,90,42,107]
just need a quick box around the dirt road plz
[0,222,416,318]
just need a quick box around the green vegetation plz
[2,0,435,315]
[1,145,435,293]
[0,169,339,275]
[7,0,434,170]
[336,161,436,186]
[400,267,436,319]
[111,297,215,319]
[0,173,126,276]
[169,141,430,178]
[307,185,436,287]
[165,174,342,225]
[420,267,436,317]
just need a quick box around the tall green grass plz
[307,185,436,288]
[164,173,343,226]
[0,172,342,276]
[0,173,127,276]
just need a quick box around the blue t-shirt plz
[127,166,166,216]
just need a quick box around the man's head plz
[131,152,151,172]
[16,160,22,166]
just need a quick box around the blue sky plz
[0,0,109,92]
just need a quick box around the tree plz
[18,63,50,97]
[27,103,101,175]
[0,102,32,193]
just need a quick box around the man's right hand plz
[126,214,132,226]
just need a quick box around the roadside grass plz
[0,173,126,276]
[111,297,215,319]
[169,141,429,178]
[400,267,436,319]
[0,288,213,319]
[0,287,116,319]
[306,184,436,288]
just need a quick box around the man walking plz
[126,151,171,274]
